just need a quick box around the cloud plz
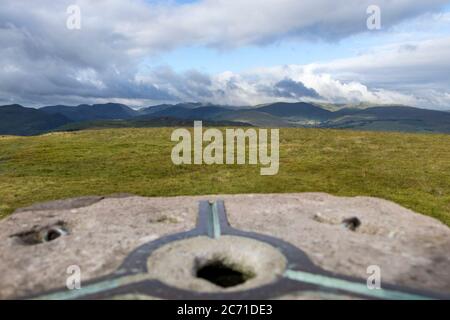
[310,37,450,109]
[0,0,449,108]
[134,36,450,109]
[129,0,449,49]
[134,65,415,107]
[271,79,321,99]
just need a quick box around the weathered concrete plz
[0,193,449,299]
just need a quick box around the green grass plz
[0,128,449,226]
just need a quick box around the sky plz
[1,0,450,110]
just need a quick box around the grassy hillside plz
[0,128,449,226]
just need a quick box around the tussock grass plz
[0,128,449,226]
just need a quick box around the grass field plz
[0,128,449,226]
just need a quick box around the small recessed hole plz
[196,260,254,288]
[11,222,69,245]
[342,217,361,231]
[44,227,67,242]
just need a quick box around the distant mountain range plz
[1,102,450,136]
[40,103,138,122]
[0,104,71,136]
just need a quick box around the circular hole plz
[196,260,255,288]
[146,236,287,292]
[342,217,361,231]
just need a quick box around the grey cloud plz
[148,67,215,100]
[272,79,321,98]
[0,2,173,106]
[399,44,418,52]
[136,0,449,50]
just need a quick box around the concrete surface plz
[0,193,449,299]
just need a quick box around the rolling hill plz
[0,105,71,136]
[40,103,138,122]
[322,106,450,133]
[140,105,232,120]
[255,102,332,120]
[139,102,450,133]
[55,117,251,131]
[1,102,450,135]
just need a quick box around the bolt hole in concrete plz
[11,222,68,245]
[342,217,361,231]
[43,227,67,242]
[196,260,255,288]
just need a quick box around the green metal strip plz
[211,201,221,239]
[207,201,221,239]
[284,270,433,300]
[32,273,151,300]
[33,278,122,300]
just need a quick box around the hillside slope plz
[255,102,333,120]
[324,106,450,133]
